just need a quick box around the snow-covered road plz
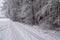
[0,18,60,40]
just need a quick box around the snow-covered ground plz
[0,18,60,40]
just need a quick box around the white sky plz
[0,0,5,17]
[0,0,4,6]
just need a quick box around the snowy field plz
[0,18,60,40]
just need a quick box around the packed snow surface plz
[0,18,60,40]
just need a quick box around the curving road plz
[0,18,60,40]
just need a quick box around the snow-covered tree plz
[2,0,60,29]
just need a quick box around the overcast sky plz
[0,0,5,17]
